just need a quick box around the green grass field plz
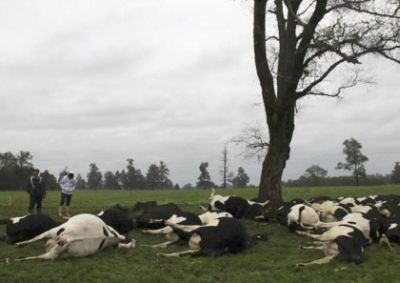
[1,186,400,283]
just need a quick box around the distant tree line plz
[0,151,58,191]
[285,139,400,187]
[286,163,400,188]
[76,159,175,190]
[0,151,251,191]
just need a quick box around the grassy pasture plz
[1,186,400,283]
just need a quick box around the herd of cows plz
[1,189,400,267]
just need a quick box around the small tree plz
[125,158,146,190]
[104,171,120,190]
[87,163,103,190]
[336,138,368,185]
[392,162,400,184]
[145,161,173,190]
[196,162,215,189]
[220,145,229,188]
[230,167,250,188]
[75,174,87,190]
[40,170,58,191]
[303,165,328,186]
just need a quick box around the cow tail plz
[297,206,305,226]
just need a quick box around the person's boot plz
[65,206,71,218]
[58,206,63,217]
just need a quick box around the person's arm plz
[41,178,46,198]
[27,177,32,194]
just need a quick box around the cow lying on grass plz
[157,217,264,257]
[204,188,269,219]
[15,214,135,261]
[142,211,232,248]
[296,224,369,266]
[98,204,135,234]
[136,203,181,229]
[0,214,58,244]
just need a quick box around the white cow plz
[15,214,135,261]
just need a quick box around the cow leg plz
[210,188,216,199]
[15,227,59,247]
[318,221,340,228]
[142,226,173,235]
[380,234,394,251]
[15,253,55,261]
[157,249,196,257]
[165,222,202,233]
[15,245,61,261]
[142,240,178,248]
[297,231,334,242]
[148,219,164,224]
[296,255,335,267]
[199,205,208,212]
[296,231,322,239]
[300,245,324,250]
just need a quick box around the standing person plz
[58,171,77,218]
[27,168,45,214]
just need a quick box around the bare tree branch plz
[231,123,269,161]
[254,0,277,111]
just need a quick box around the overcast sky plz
[0,0,399,186]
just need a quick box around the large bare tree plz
[253,0,400,204]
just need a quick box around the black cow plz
[307,196,332,203]
[132,201,158,214]
[136,203,181,229]
[207,189,269,219]
[0,214,58,244]
[263,198,305,224]
[158,217,263,257]
[380,213,400,243]
[98,205,135,234]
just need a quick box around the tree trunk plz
[258,142,289,204]
[258,104,295,205]
[354,164,359,186]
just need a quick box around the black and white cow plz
[98,205,135,234]
[297,224,368,266]
[263,199,305,223]
[310,200,349,222]
[349,205,381,221]
[136,203,181,229]
[206,189,269,219]
[286,204,321,231]
[158,217,263,257]
[15,214,135,261]
[316,212,380,244]
[0,214,58,244]
[142,211,232,248]
[380,213,400,244]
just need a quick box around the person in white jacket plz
[58,171,77,218]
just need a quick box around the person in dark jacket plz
[27,168,46,214]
